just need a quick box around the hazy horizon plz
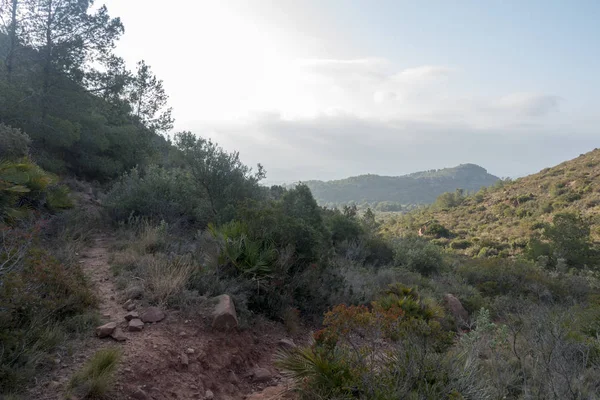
[103,0,599,182]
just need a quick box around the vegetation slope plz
[383,149,600,260]
[2,1,600,399]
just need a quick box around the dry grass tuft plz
[68,348,121,399]
[145,254,197,305]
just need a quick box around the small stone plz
[228,370,239,384]
[190,384,198,390]
[204,390,214,400]
[140,307,166,323]
[124,311,139,321]
[96,322,117,338]
[124,367,132,372]
[185,348,195,354]
[48,380,61,390]
[152,344,158,349]
[131,388,149,400]
[110,328,127,342]
[128,318,144,332]
[252,367,272,382]
[102,313,111,319]
[180,353,189,367]
[126,285,144,300]
[179,331,187,337]
[123,299,136,311]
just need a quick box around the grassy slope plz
[382,149,600,256]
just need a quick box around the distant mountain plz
[301,164,500,206]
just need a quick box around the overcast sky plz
[103,0,599,183]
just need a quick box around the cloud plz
[299,58,390,76]
[392,65,454,82]
[489,93,562,117]
[192,112,596,184]
[178,58,578,183]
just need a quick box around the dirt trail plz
[81,234,126,325]
[31,233,298,400]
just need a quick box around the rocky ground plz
[28,233,302,400]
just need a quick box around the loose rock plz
[128,318,144,332]
[111,328,127,342]
[180,353,189,367]
[124,311,139,321]
[123,299,136,311]
[443,294,469,325]
[204,390,214,400]
[185,348,195,354]
[140,306,166,323]
[228,370,239,384]
[131,388,149,400]
[126,285,144,300]
[96,322,117,338]
[212,294,238,330]
[252,367,272,382]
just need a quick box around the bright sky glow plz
[103,0,600,183]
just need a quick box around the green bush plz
[450,239,472,250]
[426,221,451,238]
[543,212,593,268]
[394,235,446,276]
[105,165,212,226]
[324,209,364,246]
[0,123,31,159]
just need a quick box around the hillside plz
[303,164,499,207]
[3,2,600,399]
[383,149,600,257]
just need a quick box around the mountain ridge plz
[296,163,500,206]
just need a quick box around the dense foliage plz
[0,0,172,180]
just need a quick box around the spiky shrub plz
[0,159,71,222]
[278,287,462,399]
[209,221,277,282]
[68,348,121,399]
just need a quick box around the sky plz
[103,0,600,183]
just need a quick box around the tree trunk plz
[41,0,53,122]
[5,0,19,80]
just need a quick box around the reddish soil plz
[28,233,301,400]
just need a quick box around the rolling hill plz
[302,164,500,206]
[382,149,600,257]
